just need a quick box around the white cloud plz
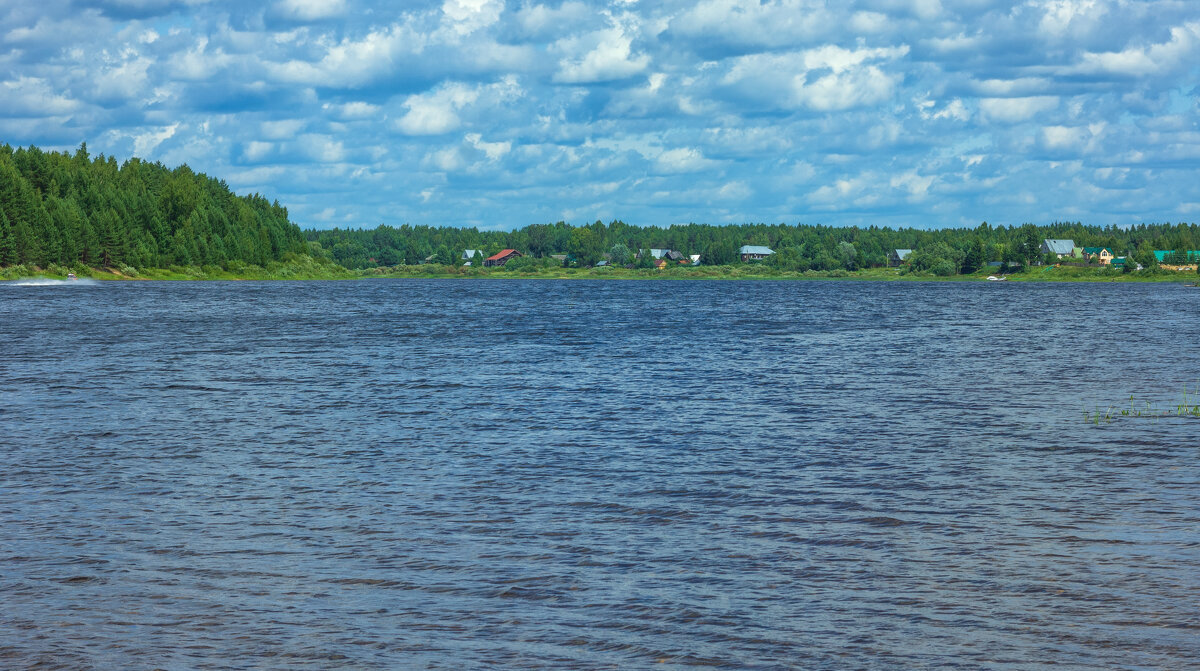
[299,134,346,162]
[514,1,593,38]
[243,141,274,162]
[274,0,347,21]
[441,0,503,36]
[394,77,522,135]
[723,45,909,111]
[1036,0,1105,37]
[261,119,306,140]
[268,24,426,88]
[3,0,1199,231]
[669,0,835,50]
[0,77,80,117]
[396,83,480,135]
[167,38,236,81]
[655,147,718,173]
[323,101,381,120]
[917,97,970,121]
[890,171,934,199]
[1074,21,1200,76]
[131,123,179,156]
[979,96,1059,123]
[796,65,898,111]
[554,26,650,83]
[465,132,511,160]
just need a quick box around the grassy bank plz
[3,259,1198,282]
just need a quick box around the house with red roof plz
[484,249,522,267]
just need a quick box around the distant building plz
[462,249,482,261]
[649,248,669,259]
[1041,239,1076,258]
[889,249,913,267]
[484,249,522,267]
[1082,247,1114,265]
[689,254,701,266]
[739,245,774,262]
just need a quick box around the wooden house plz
[484,249,522,267]
[1082,247,1114,265]
[889,249,913,266]
[1041,239,1076,258]
[739,245,774,262]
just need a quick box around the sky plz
[2,0,1199,231]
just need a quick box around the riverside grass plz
[3,258,1198,282]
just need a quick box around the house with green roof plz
[1082,247,1114,265]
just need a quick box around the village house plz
[1082,247,1114,265]
[484,249,522,267]
[461,249,482,266]
[889,249,913,267]
[739,245,774,262]
[1041,239,1076,259]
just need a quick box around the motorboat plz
[986,275,1007,281]
[67,273,77,280]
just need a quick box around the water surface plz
[1,279,1198,669]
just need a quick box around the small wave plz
[4,278,99,286]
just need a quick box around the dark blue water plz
[2,279,1198,669]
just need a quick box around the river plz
[1,279,1197,669]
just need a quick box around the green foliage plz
[0,142,307,270]
[301,216,1200,278]
[567,226,603,266]
[609,243,632,266]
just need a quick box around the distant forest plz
[307,219,1200,274]
[3,143,1198,275]
[0,143,306,270]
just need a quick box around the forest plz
[0,143,307,272]
[3,143,1198,277]
[306,219,1200,274]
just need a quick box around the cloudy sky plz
[3,0,1199,230]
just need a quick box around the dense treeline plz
[306,219,1200,274]
[0,143,307,270]
[5,142,1197,276]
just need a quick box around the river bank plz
[3,259,1197,283]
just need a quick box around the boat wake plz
[4,278,99,287]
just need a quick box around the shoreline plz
[4,264,1197,283]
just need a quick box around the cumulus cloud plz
[979,96,1059,123]
[0,77,81,117]
[441,0,503,36]
[394,78,521,135]
[5,0,1199,229]
[722,45,909,111]
[273,0,347,22]
[1073,21,1200,77]
[668,0,836,54]
[554,25,650,83]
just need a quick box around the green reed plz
[1085,384,1200,423]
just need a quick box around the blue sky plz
[3,0,1199,230]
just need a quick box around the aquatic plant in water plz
[1084,385,1200,423]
